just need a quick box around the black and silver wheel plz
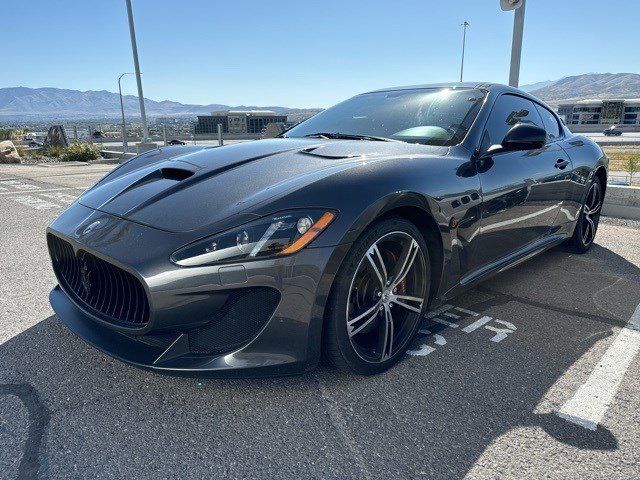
[567,176,603,253]
[323,217,431,374]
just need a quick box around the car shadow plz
[1,243,638,479]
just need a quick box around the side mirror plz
[483,123,547,157]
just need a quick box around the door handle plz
[555,159,569,170]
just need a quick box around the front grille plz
[48,234,150,327]
[188,287,280,356]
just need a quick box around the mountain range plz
[1,73,639,120]
[519,80,555,92]
[0,87,319,119]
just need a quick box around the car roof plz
[363,82,526,96]
[362,82,554,109]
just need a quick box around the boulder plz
[0,140,21,164]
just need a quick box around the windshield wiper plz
[302,132,399,142]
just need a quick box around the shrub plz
[0,129,13,141]
[44,145,65,158]
[30,150,43,160]
[60,143,101,162]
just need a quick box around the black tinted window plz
[482,94,543,150]
[284,88,486,146]
[534,103,562,141]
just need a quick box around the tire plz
[566,175,604,254]
[322,217,431,375]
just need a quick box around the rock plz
[43,125,70,148]
[0,140,21,164]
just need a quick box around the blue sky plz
[5,0,638,107]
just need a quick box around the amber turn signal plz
[279,212,336,255]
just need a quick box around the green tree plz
[627,154,640,185]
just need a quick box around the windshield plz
[284,87,486,146]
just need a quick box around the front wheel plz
[322,217,431,375]
[566,176,603,253]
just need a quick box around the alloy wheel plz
[346,231,427,363]
[582,181,602,245]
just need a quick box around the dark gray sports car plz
[47,83,608,376]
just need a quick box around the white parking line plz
[0,180,40,190]
[9,195,62,210]
[39,192,78,204]
[0,187,73,196]
[557,303,640,430]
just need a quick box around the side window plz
[534,103,562,141]
[482,94,544,151]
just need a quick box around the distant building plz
[557,99,640,125]
[195,110,287,135]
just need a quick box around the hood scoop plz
[80,160,199,217]
[161,167,194,181]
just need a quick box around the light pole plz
[460,21,470,82]
[118,72,134,153]
[125,0,149,143]
[501,0,526,87]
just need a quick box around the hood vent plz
[161,167,195,181]
[298,145,357,159]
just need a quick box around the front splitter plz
[50,285,307,378]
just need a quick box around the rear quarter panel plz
[559,135,608,224]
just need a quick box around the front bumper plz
[48,203,347,376]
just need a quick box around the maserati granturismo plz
[47,83,607,376]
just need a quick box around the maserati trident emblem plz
[82,220,101,236]
[80,257,92,295]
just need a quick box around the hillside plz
[519,80,555,93]
[530,73,640,102]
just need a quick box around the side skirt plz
[440,233,568,301]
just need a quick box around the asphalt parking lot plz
[1,163,639,480]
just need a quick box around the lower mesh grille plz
[188,287,280,355]
[48,233,150,327]
[130,332,180,349]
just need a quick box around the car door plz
[533,101,576,229]
[473,94,572,268]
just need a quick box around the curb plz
[603,185,640,221]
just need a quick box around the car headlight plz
[171,210,336,266]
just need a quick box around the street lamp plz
[501,0,526,87]
[460,21,470,82]
[125,0,149,143]
[118,72,134,153]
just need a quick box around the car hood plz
[79,138,444,233]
